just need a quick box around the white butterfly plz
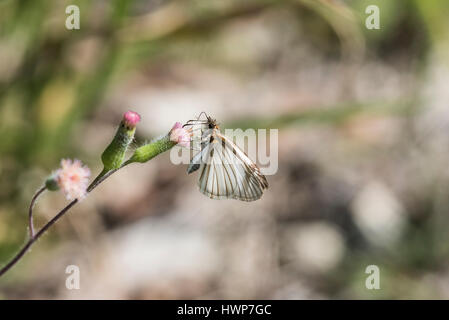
[183,113,268,201]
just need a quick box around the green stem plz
[0,133,177,279]
[128,135,176,164]
[28,186,47,238]
[87,168,109,192]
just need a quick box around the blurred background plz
[1,0,449,299]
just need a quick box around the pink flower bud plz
[170,122,192,148]
[55,159,91,201]
[123,111,141,129]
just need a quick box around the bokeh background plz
[1,0,449,299]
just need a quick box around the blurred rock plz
[351,181,405,246]
[60,217,219,299]
[284,222,345,274]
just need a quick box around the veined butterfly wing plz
[194,130,268,201]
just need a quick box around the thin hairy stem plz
[28,186,47,238]
[87,168,108,192]
[0,162,128,278]
[0,131,171,279]
[0,199,79,278]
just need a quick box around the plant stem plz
[28,186,47,238]
[0,199,79,278]
[0,134,173,279]
[87,168,109,192]
[0,165,123,278]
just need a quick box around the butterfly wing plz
[196,131,268,201]
[183,116,215,167]
[187,142,207,174]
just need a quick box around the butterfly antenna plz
[197,111,208,120]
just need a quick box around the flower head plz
[169,122,192,148]
[101,111,141,171]
[55,159,91,201]
[123,111,141,129]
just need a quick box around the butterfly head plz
[206,115,219,130]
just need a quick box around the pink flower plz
[170,122,191,148]
[56,159,91,201]
[123,111,141,129]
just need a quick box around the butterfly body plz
[185,114,268,202]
